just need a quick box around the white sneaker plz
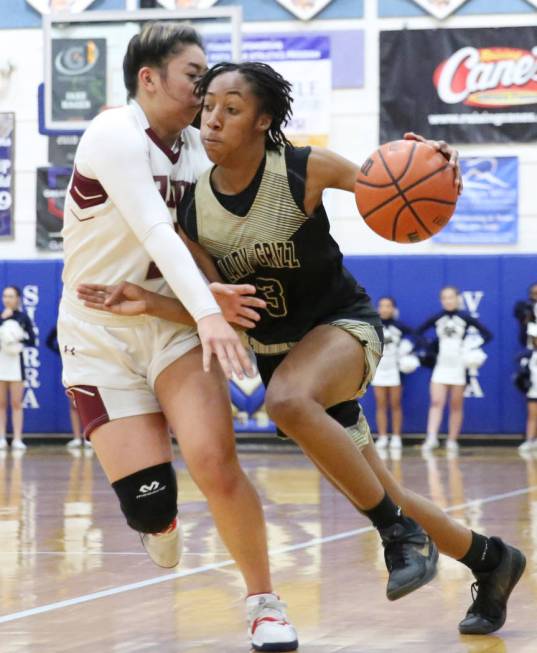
[140,517,182,568]
[376,435,389,449]
[66,438,83,448]
[422,435,439,451]
[518,440,535,453]
[11,440,27,451]
[246,593,298,652]
[446,439,459,452]
[390,435,403,450]
[0,438,7,450]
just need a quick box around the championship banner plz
[26,0,97,14]
[206,35,331,146]
[36,166,71,252]
[275,0,335,21]
[380,28,537,144]
[52,38,107,122]
[409,0,469,20]
[156,0,218,7]
[433,157,518,245]
[0,113,15,239]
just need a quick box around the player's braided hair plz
[123,22,204,100]
[196,61,294,151]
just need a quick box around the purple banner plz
[0,112,14,239]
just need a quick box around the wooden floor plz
[0,444,536,653]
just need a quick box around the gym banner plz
[52,38,107,122]
[0,112,14,239]
[434,157,518,244]
[409,0,468,20]
[36,166,71,252]
[206,35,331,146]
[380,28,537,144]
[48,134,80,167]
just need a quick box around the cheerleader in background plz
[419,286,492,453]
[513,282,537,348]
[515,323,537,454]
[0,286,36,450]
[372,297,419,452]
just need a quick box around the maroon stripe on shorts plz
[66,385,109,440]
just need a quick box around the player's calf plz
[112,462,182,568]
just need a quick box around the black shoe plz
[380,518,439,601]
[458,537,526,635]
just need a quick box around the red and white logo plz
[433,46,537,108]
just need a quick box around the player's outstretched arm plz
[77,282,265,330]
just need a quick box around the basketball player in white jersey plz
[59,24,297,652]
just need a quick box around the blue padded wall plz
[1,255,533,435]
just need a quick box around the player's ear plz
[138,66,156,94]
[256,113,272,133]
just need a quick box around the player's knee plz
[265,388,307,431]
[111,462,177,534]
[11,397,23,410]
[189,447,241,498]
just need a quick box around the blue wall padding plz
[2,255,533,435]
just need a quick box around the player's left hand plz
[404,132,463,194]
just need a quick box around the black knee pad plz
[111,462,178,534]
[274,400,360,439]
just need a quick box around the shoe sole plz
[458,549,527,635]
[387,542,439,601]
[252,639,299,652]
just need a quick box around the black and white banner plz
[0,112,15,239]
[380,27,537,144]
[36,166,71,252]
[52,38,107,123]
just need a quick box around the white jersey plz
[61,100,216,324]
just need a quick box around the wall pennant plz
[26,0,97,14]
[275,0,335,21]
[156,0,219,8]
[410,0,469,20]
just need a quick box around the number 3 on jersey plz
[256,278,288,318]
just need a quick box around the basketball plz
[355,140,459,243]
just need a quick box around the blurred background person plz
[46,326,85,449]
[514,282,537,348]
[0,286,35,451]
[372,297,419,453]
[514,323,537,454]
[419,286,492,454]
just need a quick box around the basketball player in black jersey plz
[79,62,525,635]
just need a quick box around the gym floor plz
[0,444,535,652]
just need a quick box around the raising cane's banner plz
[380,27,537,144]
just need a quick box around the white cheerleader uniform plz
[419,310,492,386]
[372,319,414,387]
[527,351,537,400]
[0,311,35,382]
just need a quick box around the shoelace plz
[468,580,492,616]
[248,598,289,623]
[383,529,427,571]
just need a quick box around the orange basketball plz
[355,140,459,243]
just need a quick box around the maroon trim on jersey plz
[146,261,163,280]
[70,167,108,209]
[145,128,182,164]
[66,385,109,440]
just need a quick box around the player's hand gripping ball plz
[355,137,460,243]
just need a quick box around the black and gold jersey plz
[178,145,380,348]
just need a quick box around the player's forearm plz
[145,292,195,326]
